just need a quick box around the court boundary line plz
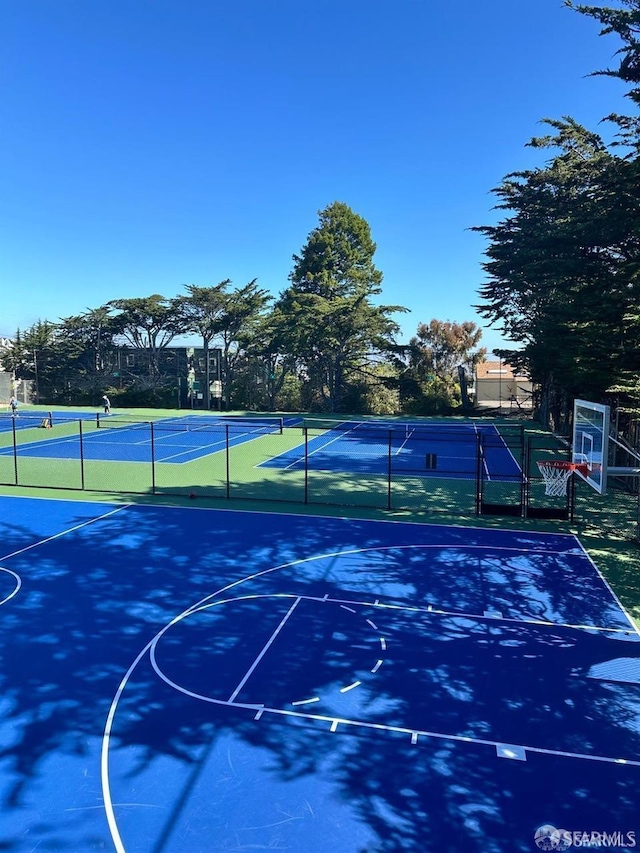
[145,591,640,769]
[0,492,588,542]
[96,512,636,852]
[0,503,132,561]
[0,425,271,466]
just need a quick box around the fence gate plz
[477,425,525,517]
[523,436,574,521]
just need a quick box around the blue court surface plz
[1,496,639,851]
[261,423,520,479]
[0,410,99,428]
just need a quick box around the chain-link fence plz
[2,416,636,534]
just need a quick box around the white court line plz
[340,681,362,693]
[278,424,371,471]
[227,597,302,703]
[0,433,83,455]
[153,436,227,462]
[100,531,622,852]
[153,427,272,463]
[0,504,131,561]
[318,591,633,635]
[580,543,640,637]
[0,567,21,605]
[241,703,640,767]
[184,588,634,637]
[486,423,523,473]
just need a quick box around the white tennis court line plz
[93,426,264,464]
[0,432,84,455]
[256,429,518,481]
[1,423,267,465]
[281,430,350,471]
[483,423,523,474]
[149,426,274,463]
[272,422,399,472]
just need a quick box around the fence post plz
[79,420,85,490]
[387,430,392,511]
[226,425,230,499]
[523,437,531,519]
[475,432,482,515]
[304,428,309,504]
[150,422,156,495]
[12,417,18,486]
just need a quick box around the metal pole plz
[304,428,309,504]
[12,417,18,486]
[150,422,156,495]
[225,425,231,499]
[387,430,392,511]
[34,349,40,405]
[475,433,482,515]
[79,420,85,490]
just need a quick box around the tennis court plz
[262,420,523,480]
[0,415,285,464]
[0,410,98,432]
[1,495,639,851]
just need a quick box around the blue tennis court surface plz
[0,417,280,464]
[1,496,639,851]
[0,410,99,429]
[262,422,521,479]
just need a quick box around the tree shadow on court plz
[1,503,640,851]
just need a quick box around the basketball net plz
[537,461,586,497]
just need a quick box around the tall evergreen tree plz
[279,201,404,412]
[475,0,640,427]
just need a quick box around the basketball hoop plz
[537,460,588,497]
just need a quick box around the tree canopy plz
[475,1,640,428]
[3,203,484,413]
[278,201,406,412]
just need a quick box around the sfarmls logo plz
[534,825,636,850]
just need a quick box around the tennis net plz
[96,415,283,434]
[0,412,53,430]
[301,418,479,437]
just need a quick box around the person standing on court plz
[102,395,111,415]
[9,395,18,416]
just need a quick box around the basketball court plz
[1,493,640,851]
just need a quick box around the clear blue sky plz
[0,0,629,354]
